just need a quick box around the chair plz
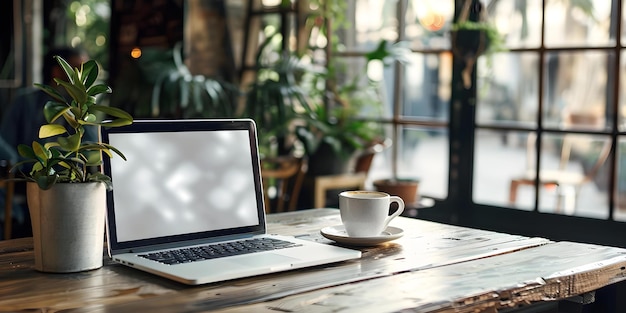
[261,156,307,213]
[314,172,367,208]
[0,160,15,240]
[313,141,385,208]
[509,133,612,214]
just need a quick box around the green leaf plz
[295,126,318,155]
[365,40,390,62]
[85,95,97,107]
[88,105,133,120]
[54,56,76,84]
[31,162,44,173]
[84,113,98,123]
[322,136,343,155]
[34,83,66,103]
[32,141,51,161]
[86,84,112,96]
[39,124,67,138]
[86,172,113,190]
[17,144,36,159]
[57,133,81,151]
[69,105,82,118]
[88,105,133,127]
[103,143,126,160]
[61,156,84,167]
[62,112,81,130]
[48,147,63,159]
[87,156,102,167]
[43,141,60,151]
[55,79,88,105]
[84,150,103,166]
[82,60,99,87]
[43,101,70,123]
[85,142,126,160]
[103,119,134,127]
[36,174,58,190]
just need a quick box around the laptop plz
[102,118,361,285]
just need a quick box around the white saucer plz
[320,225,404,246]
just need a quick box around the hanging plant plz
[451,0,506,89]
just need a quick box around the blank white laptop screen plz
[108,130,260,243]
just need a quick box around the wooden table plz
[1,209,626,312]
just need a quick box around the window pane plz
[402,53,452,120]
[339,0,399,52]
[615,138,626,221]
[330,56,393,119]
[484,0,542,49]
[536,133,610,219]
[286,13,298,53]
[405,0,454,50]
[255,0,282,9]
[476,52,539,127]
[620,50,626,131]
[544,0,614,47]
[543,51,613,130]
[623,0,626,46]
[474,130,534,210]
[476,131,611,218]
[370,126,448,199]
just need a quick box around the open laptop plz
[102,118,361,285]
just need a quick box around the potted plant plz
[296,101,383,176]
[13,56,133,272]
[243,33,317,158]
[451,0,505,88]
[373,178,421,207]
[295,40,408,176]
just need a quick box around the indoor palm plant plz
[13,55,133,273]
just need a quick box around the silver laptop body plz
[102,119,360,285]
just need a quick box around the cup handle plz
[383,196,405,229]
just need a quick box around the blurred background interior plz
[2,0,626,246]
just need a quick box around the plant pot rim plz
[374,178,420,185]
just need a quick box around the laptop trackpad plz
[231,253,298,269]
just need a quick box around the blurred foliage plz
[109,43,238,119]
[46,0,111,69]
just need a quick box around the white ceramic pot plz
[27,182,106,273]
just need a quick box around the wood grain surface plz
[1,209,625,312]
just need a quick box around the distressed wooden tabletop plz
[1,209,625,312]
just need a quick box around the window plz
[178,0,626,245]
[332,0,452,199]
[331,0,626,245]
[473,0,621,221]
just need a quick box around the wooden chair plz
[312,141,385,208]
[509,133,612,213]
[261,156,307,213]
[314,172,367,208]
[0,160,15,240]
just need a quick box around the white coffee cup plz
[338,190,404,237]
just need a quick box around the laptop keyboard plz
[139,237,301,265]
